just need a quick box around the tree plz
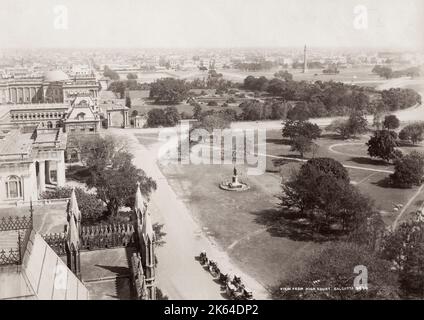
[103,65,120,80]
[383,115,400,130]
[41,187,105,224]
[280,158,374,233]
[78,136,156,217]
[274,70,293,81]
[328,112,369,139]
[196,114,230,133]
[164,106,181,126]
[127,73,138,80]
[282,120,322,141]
[192,104,203,120]
[302,158,350,182]
[326,119,350,139]
[287,102,310,121]
[274,242,398,300]
[283,120,321,158]
[381,88,421,111]
[372,65,393,79]
[219,108,237,122]
[291,136,313,158]
[108,81,126,98]
[366,130,399,162]
[399,122,424,145]
[207,100,218,106]
[390,151,424,188]
[239,100,263,121]
[347,112,368,137]
[131,110,138,117]
[147,108,168,128]
[382,220,424,298]
[149,78,189,104]
[125,96,131,108]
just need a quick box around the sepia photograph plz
[0,0,423,308]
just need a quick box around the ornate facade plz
[0,70,99,105]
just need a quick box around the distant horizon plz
[0,45,422,52]
[0,0,422,50]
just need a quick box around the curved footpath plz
[109,128,270,300]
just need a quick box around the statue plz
[219,166,250,192]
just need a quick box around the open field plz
[159,160,320,288]
[117,65,387,85]
[152,126,424,288]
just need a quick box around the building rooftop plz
[0,129,33,157]
[43,70,69,82]
[0,231,89,300]
[10,103,69,111]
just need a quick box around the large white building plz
[0,125,67,205]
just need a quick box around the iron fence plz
[0,206,33,266]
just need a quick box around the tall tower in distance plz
[303,45,308,73]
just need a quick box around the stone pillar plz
[56,153,66,187]
[45,160,52,184]
[27,162,39,201]
[38,161,46,194]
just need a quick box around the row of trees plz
[372,65,421,79]
[243,76,421,116]
[238,100,290,121]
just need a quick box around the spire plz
[134,182,146,214]
[142,210,155,242]
[68,187,81,225]
[66,209,79,250]
[303,44,308,73]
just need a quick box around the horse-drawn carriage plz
[225,275,254,300]
[199,251,208,265]
[208,260,220,278]
[198,251,254,300]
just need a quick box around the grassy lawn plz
[264,129,423,225]
[159,161,321,287]
[154,125,423,288]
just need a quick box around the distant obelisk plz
[303,45,307,73]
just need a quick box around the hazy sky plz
[0,0,423,49]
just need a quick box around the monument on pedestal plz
[219,166,250,192]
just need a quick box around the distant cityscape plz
[1,0,424,305]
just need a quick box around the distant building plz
[0,70,99,105]
[132,115,147,128]
[63,96,100,133]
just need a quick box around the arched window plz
[5,176,22,199]
[76,112,85,120]
[47,121,53,129]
